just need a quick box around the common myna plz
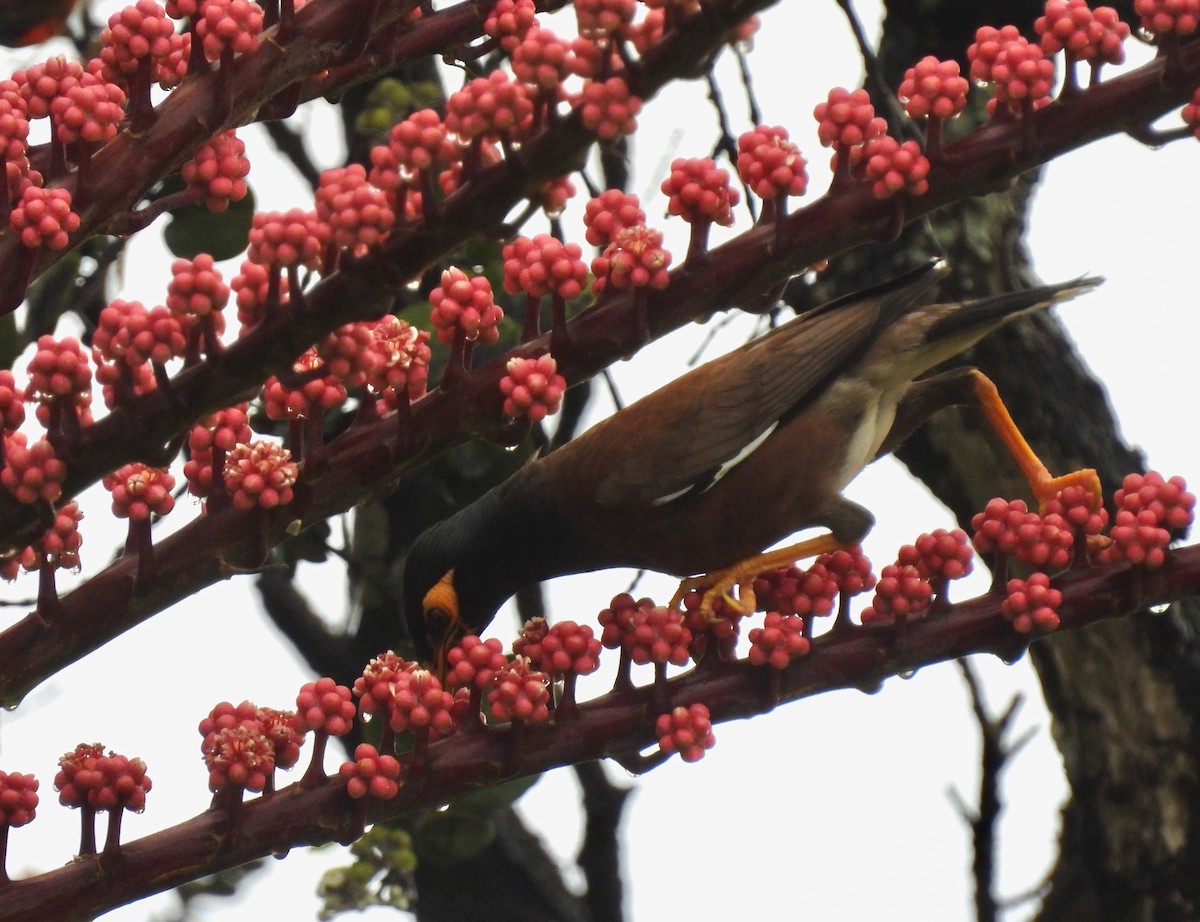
[403,262,1100,671]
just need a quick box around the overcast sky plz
[2,2,1198,920]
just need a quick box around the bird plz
[0,0,77,47]
[403,262,1101,673]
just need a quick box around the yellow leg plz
[970,371,1102,511]
[670,532,848,617]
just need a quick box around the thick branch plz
[1,39,1198,704]
[2,548,1198,921]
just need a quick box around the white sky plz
[2,2,1198,920]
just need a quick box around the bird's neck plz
[438,470,596,623]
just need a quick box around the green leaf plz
[415,810,496,866]
[164,185,256,261]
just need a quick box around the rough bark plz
[845,4,1200,918]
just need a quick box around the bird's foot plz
[1031,467,1103,514]
[969,371,1104,513]
[671,533,848,618]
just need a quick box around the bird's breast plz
[824,383,900,491]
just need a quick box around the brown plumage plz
[403,262,1100,670]
[0,0,76,47]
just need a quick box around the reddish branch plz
[2,546,1198,921]
[0,0,774,552]
[2,35,1200,704]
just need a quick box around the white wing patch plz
[651,421,780,506]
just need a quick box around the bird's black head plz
[401,520,472,677]
[401,478,554,674]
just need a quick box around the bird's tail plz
[925,276,1103,341]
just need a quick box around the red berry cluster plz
[1104,471,1195,568]
[446,635,510,693]
[819,545,878,597]
[248,208,327,271]
[315,164,395,254]
[204,724,276,794]
[104,462,176,521]
[183,404,251,497]
[970,27,1055,115]
[897,528,973,592]
[860,563,933,624]
[25,335,92,423]
[591,224,672,295]
[0,771,39,828]
[898,56,969,121]
[181,129,251,212]
[339,744,403,800]
[736,125,809,201]
[624,604,692,667]
[167,253,230,323]
[747,612,811,668]
[661,157,739,227]
[598,592,650,649]
[1,432,66,504]
[583,190,645,247]
[655,703,715,763]
[488,657,552,723]
[353,651,411,718]
[257,707,304,771]
[574,0,637,38]
[54,73,126,146]
[863,135,931,199]
[98,0,176,84]
[198,701,303,773]
[295,677,357,737]
[10,186,80,250]
[13,56,84,121]
[222,440,298,510]
[967,25,1023,83]
[93,299,187,370]
[319,322,385,390]
[500,353,568,421]
[0,370,24,433]
[971,497,1073,571]
[231,258,289,330]
[535,174,576,217]
[1042,483,1109,541]
[483,0,538,52]
[514,617,603,677]
[752,562,838,618]
[55,743,151,814]
[512,27,573,94]
[369,108,458,204]
[32,501,84,570]
[367,316,432,409]
[1002,572,1063,633]
[1134,0,1200,36]
[576,76,642,140]
[445,70,534,144]
[814,87,885,170]
[503,234,589,301]
[429,267,504,345]
[385,666,458,740]
[196,0,264,62]
[1035,1,1129,65]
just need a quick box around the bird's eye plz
[424,606,452,640]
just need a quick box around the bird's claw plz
[669,571,756,620]
[1032,466,1102,513]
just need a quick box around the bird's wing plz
[553,263,946,510]
[582,295,887,508]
